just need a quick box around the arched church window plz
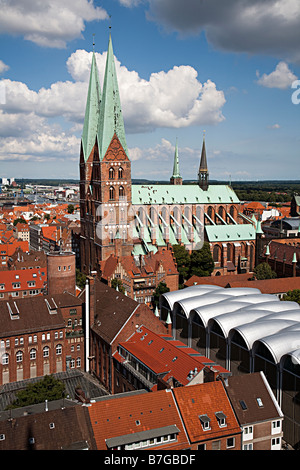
[119,186,125,198]
[213,245,220,262]
[109,167,115,179]
[118,167,123,179]
[109,186,115,200]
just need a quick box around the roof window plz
[199,415,210,431]
[215,412,227,427]
[239,400,247,410]
[256,397,264,407]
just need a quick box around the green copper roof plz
[97,34,128,160]
[131,183,240,205]
[82,52,101,162]
[205,224,256,243]
[172,139,181,178]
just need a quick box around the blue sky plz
[0,0,299,182]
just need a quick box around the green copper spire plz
[82,51,101,162]
[97,33,128,160]
[172,139,181,178]
[198,131,209,190]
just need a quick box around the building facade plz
[79,34,256,281]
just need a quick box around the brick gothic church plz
[80,34,257,284]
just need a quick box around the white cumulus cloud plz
[257,62,298,89]
[0,47,225,166]
[0,0,108,48]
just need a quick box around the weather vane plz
[92,33,95,51]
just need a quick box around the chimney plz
[204,366,219,383]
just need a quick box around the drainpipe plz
[85,277,90,372]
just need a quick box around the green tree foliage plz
[13,217,27,226]
[67,204,75,214]
[189,242,215,277]
[76,268,87,290]
[153,281,170,305]
[254,262,277,280]
[281,289,300,305]
[172,244,191,285]
[6,375,65,410]
[111,278,125,294]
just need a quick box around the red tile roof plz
[228,276,300,294]
[185,272,253,287]
[117,326,229,387]
[173,381,241,443]
[88,389,190,450]
[0,267,47,292]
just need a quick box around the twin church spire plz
[82,33,209,191]
[81,33,128,163]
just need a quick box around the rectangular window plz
[227,437,235,448]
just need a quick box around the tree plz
[172,244,191,285]
[281,289,300,305]
[76,268,87,290]
[111,278,125,294]
[153,281,170,305]
[13,217,27,226]
[254,262,277,280]
[189,242,214,277]
[6,375,65,409]
[67,204,75,214]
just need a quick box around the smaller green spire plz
[172,138,181,178]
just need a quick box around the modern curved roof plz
[160,285,222,310]
[281,349,300,366]
[164,285,300,365]
[230,318,300,351]
[210,309,271,338]
[253,326,300,364]
[174,293,231,318]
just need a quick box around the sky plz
[0,0,299,182]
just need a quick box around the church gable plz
[102,133,130,162]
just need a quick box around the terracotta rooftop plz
[185,273,253,288]
[117,326,229,388]
[228,276,300,294]
[173,381,241,443]
[0,267,46,293]
[88,389,190,450]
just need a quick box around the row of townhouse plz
[0,371,283,451]
[0,293,85,386]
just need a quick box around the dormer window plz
[199,415,210,431]
[215,412,227,428]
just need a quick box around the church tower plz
[170,139,182,185]
[80,33,133,275]
[198,132,209,191]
